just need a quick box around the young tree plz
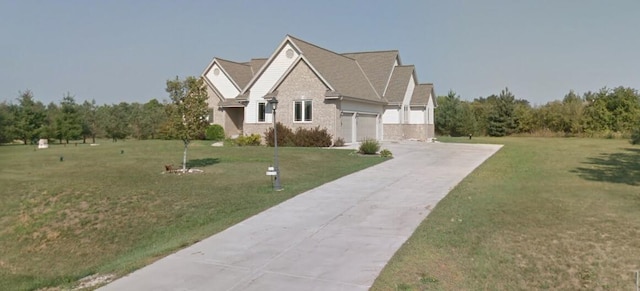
[165,76,209,171]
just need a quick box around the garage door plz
[340,113,354,143]
[356,114,377,141]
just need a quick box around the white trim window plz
[257,102,266,122]
[294,100,312,122]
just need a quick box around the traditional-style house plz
[202,35,436,143]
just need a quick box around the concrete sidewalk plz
[100,141,502,291]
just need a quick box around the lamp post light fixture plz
[269,97,283,191]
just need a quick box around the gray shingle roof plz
[204,35,434,107]
[216,58,253,90]
[247,58,267,75]
[384,65,415,104]
[410,83,435,106]
[342,51,398,97]
[219,99,245,107]
[288,35,382,103]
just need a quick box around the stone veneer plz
[244,60,338,141]
[383,124,434,141]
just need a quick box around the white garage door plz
[357,114,377,141]
[341,113,354,143]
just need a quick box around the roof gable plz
[410,83,436,106]
[287,35,381,102]
[216,58,253,89]
[384,65,415,104]
[247,58,267,75]
[342,51,398,97]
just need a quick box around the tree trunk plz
[92,134,96,144]
[182,139,189,172]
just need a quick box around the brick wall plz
[244,60,338,140]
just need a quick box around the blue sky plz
[1,0,638,106]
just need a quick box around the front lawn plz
[372,137,640,290]
[0,140,385,290]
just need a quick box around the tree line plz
[0,76,209,145]
[435,86,640,138]
[3,83,639,145]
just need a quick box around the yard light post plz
[269,97,283,191]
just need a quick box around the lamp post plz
[269,97,283,191]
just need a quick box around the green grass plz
[0,140,386,290]
[372,137,640,290]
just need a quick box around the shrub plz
[265,123,333,147]
[264,122,295,147]
[333,137,345,147]
[235,134,262,146]
[205,124,225,141]
[380,149,393,158]
[359,138,380,155]
[293,126,332,147]
[631,129,640,144]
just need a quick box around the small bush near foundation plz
[380,149,393,158]
[235,134,262,146]
[265,123,332,147]
[264,122,295,147]
[293,126,332,147]
[333,137,345,147]
[359,138,380,155]
[205,124,225,141]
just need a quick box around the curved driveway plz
[100,141,502,291]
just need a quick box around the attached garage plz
[340,113,354,143]
[356,113,378,141]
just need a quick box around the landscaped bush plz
[234,134,262,146]
[333,137,345,147]
[265,123,332,147]
[205,124,225,141]
[380,149,393,158]
[359,138,380,155]
[293,126,332,147]
[264,122,295,147]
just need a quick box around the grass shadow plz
[572,147,640,185]
[186,158,220,168]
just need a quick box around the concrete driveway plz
[100,141,502,291]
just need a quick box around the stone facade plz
[402,124,427,140]
[244,60,339,141]
[382,124,404,141]
[383,124,434,141]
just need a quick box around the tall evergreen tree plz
[13,90,46,144]
[487,88,517,137]
[55,93,83,143]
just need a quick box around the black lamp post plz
[269,97,283,191]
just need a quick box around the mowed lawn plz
[0,140,385,290]
[373,137,640,290]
